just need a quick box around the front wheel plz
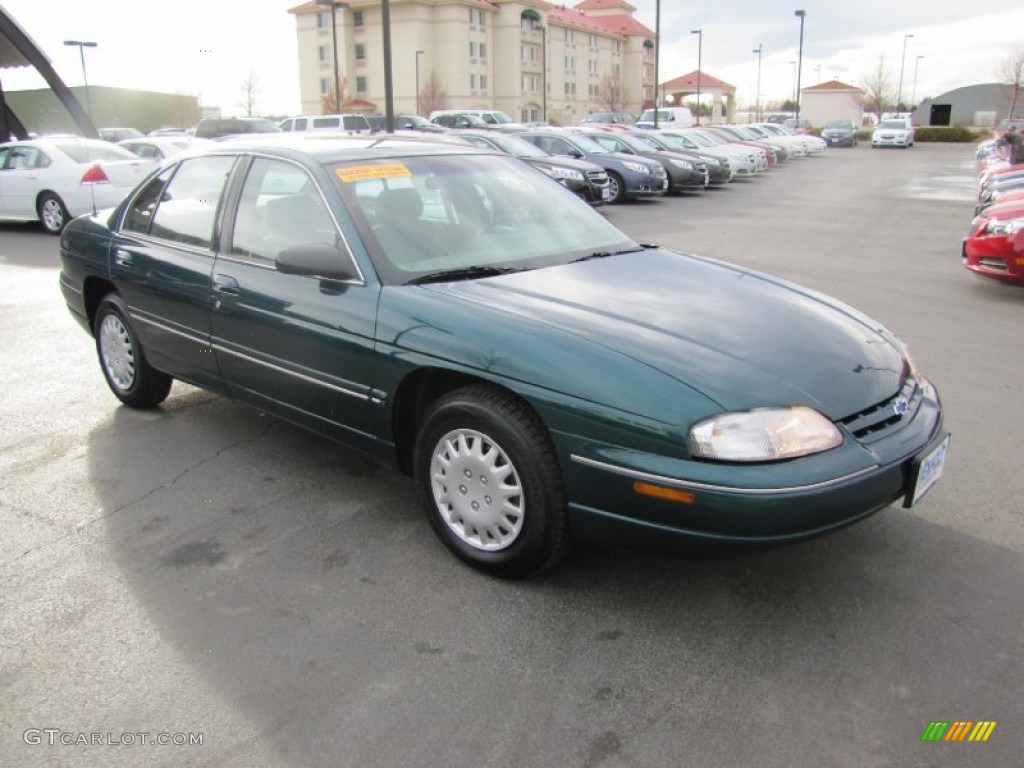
[414,385,568,577]
[606,171,626,203]
[94,294,173,408]
[38,193,70,235]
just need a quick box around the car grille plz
[978,257,1008,271]
[839,376,921,442]
[587,169,609,187]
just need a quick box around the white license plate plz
[905,434,950,507]
[601,187,611,199]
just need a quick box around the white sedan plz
[0,138,157,234]
[872,120,915,148]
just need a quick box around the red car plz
[963,198,1024,285]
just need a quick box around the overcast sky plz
[1,1,1022,117]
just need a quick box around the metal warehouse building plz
[913,83,1019,128]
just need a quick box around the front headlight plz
[548,166,585,182]
[669,159,694,170]
[623,160,651,174]
[688,406,842,462]
[986,215,1024,236]
[701,156,721,167]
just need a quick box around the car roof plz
[190,134,489,163]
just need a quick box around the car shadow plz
[91,389,1024,767]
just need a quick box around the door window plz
[146,156,236,249]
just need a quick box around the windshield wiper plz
[406,265,523,285]
[572,246,648,263]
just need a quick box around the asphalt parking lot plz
[2,142,1021,767]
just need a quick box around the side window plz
[124,166,175,233]
[313,117,340,129]
[280,119,294,132]
[230,158,340,263]
[9,147,42,170]
[0,148,10,170]
[591,136,619,152]
[542,137,571,155]
[147,156,236,249]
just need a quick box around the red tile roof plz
[803,79,862,92]
[574,0,637,11]
[661,71,734,90]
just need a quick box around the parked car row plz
[55,132,947,576]
[963,137,1024,285]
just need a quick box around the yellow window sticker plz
[336,163,412,183]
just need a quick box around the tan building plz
[287,0,657,124]
[799,80,864,129]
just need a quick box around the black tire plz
[413,384,569,577]
[38,192,70,235]
[93,294,172,409]
[606,171,626,204]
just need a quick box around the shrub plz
[913,126,981,143]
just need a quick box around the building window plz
[565,29,576,44]
[479,42,487,60]
[320,78,332,95]
[643,65,653,79]
[614,40,621,54]
[316,11,329,29]
[470,73,478,90]
[356,76,367,94]
[564,82,576,96]
[564,55,575,71]
[355,43,366,61]
[318,45,331,64]
[480,75,487,91]
[589,59,598,76]
[470,41,477,58]
[353,10,364,27]
[522,44,538,63]
[590,34,599,51]
[469,8,486,27]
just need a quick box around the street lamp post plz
[381,0,395,131]
[794,10,805,124]
[415,50,424,116]
[63,40,97,120]
[315,0,349,113]
[540,25,547,124]
[691,29,702,126]
[789,60,796,106]
[897,33,914,116]
[752,44,763,121]
[911,55,924,113]
[654,0,660,128]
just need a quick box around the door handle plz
[114,249,133,267]
[212,273,240,295]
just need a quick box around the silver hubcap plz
[608,177,621,200]
[429,429,524,551]
[41,199,64,232]
[99,314,136,392]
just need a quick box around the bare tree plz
[418,70,448,116]
[596,74,625,113]
[860,53,894,121]
[237,69,261,117]
[320,76,350,114]
[997,47,1024,118]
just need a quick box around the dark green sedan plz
[58,136,948,576]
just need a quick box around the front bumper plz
[558,378,945,552]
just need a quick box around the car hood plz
[425,250,905,419]
[525,155,603,173]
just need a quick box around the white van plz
[279,114,372,134]
[635,107,694,129]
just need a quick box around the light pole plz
[752,44,763,121]
[540,25,547,124]
[910,55,924,113]
[315,0,349,113]
[794,10,805,124]
[415,50,424,116]
[654,0,660,128]
[897,33,914,116]
[382,0,395,131]
[691,29,702,126]
[63,40,97,120]
[789,60,797,106]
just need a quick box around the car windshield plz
[656,133,697,151]
[826,120,853,129]
[487,112,514,124]
[627,133,665,151]
[404,116,432,128]
[879,120,908,129]
[562,134,606,154]
[54,142,140,163]
[334,154,636,285]
[679,131,718,147]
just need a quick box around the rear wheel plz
[94,294,173,408]
[38,193,70,235]
[414,384,568,577]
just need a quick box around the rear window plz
[55,143,139,163]
[343,116,371,131]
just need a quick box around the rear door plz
[109,153,239,392]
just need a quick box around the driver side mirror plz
[276,244,359,282]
